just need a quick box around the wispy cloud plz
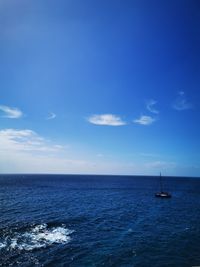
[0,105,23,118]
[0,129,64,153]
[146,99,159,114]
[0,128,139,174]
[133,115,155,125]
[97,153,104,157]
[145,160,176,169]
[0,128,97,173]
[140,152,160,158]
[173,91,193,111]
[46,112,56,120]
[88,114,126,126]
[0,128,196,176]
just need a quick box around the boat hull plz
[155,192,171,198]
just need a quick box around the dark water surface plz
[0,174,200,267]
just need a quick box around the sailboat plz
[155,173,171,198]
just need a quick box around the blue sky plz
[0,0,200,176]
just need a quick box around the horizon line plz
[0,173,199,178]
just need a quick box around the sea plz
[0,174,200,267]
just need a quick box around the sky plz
[0,0,200,176]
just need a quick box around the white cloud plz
[173,91,193,111]
[0,128,141,174]
[146,99,159,114]
[0,128,196,176]
[0,128,85,173]
[0,105,23,118]
[46,112,56,120]
[0,129,63,153]
[0,128,121,174]
[88,114,126,126]
[133,115,155,125]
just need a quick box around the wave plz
[0,223,74,251]
[0,242,6,249]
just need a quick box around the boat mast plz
[159,172,163,192]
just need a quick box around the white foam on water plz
[3,224,74,251]
[0,242,6,249]
[10,239,18,249]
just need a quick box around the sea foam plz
[0,223,74,251]
[0,242,6,249]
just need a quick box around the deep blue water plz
[1,174,200,267]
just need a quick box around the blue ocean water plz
[0,175,200,267]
